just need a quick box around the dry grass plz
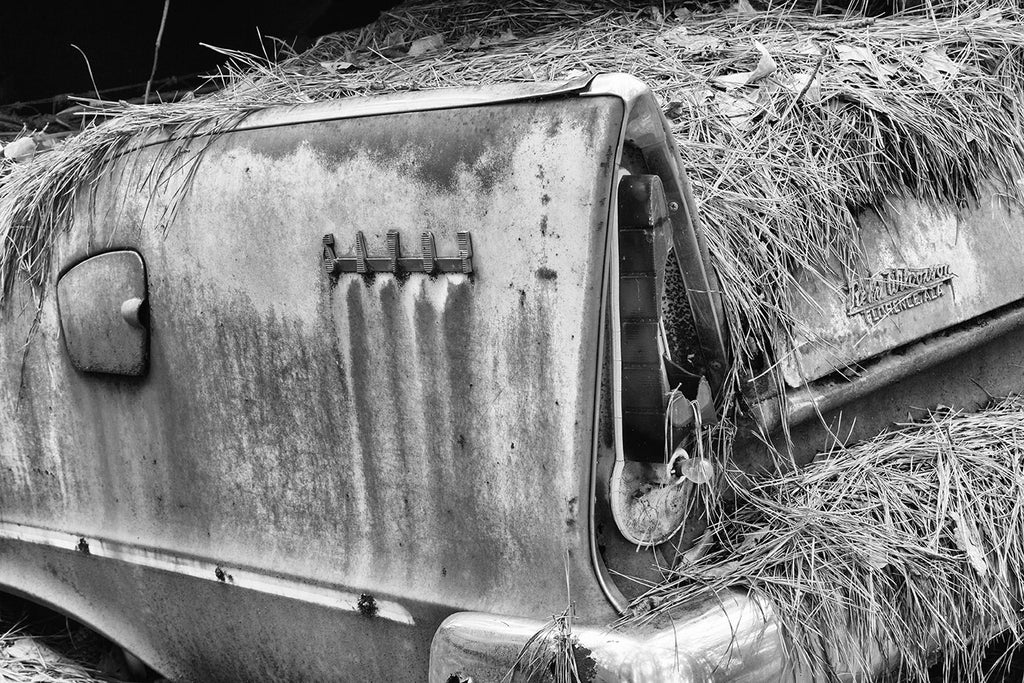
[508,606,593,683]
[629,395,1024,680]
[4,0,1024,380]
[4,2,1024,678]
[0,625,103,683]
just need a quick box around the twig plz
[777,54,825,124]
[145,0,172,104]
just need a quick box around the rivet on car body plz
[357,593,378,618]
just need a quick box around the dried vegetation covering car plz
[5,1,1024,681]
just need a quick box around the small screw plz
[668,201,680,212]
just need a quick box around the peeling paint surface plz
[782,193,1024,386]
[0,97,623,680]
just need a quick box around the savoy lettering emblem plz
[847,265,955,323]
[322,230,473,276]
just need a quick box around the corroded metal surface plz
[781,194,1024,387]
[0,92,623,680]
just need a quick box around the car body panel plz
[6,72,1019,682]
[1,87,625,681]
[780,191,1024,387]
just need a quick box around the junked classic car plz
[3,72,1023,681]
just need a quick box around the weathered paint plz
[0,94,623,680]
[781,192,1024,386]
[10,73,1007,682]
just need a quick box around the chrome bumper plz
[428,591,794,682]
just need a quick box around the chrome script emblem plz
[847,265,954,323]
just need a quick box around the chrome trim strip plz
[750,298,1024,432]
[0,520,416,626]
[126,75,597,151]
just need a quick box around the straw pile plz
[4,0,1024,378]
[0,626,103,683]
[629,396,1024,680]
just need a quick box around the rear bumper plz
[428,591,792,682]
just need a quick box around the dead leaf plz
[785,70,823,104]
[665,101,685,118]
[835,43,894,84]
[713,42,775,91]
[748,41,777,83]
[835,43,871,63]
[408,33,444,57]
[919,48,959,88]
[657,27,724,53]
[714,72,753,91]
[664,88,713,118]
[951,509,989,577]
[978,6,1009,24]
[482,30,517,47]
[561,68,589,80]
[3,137,36,162]
[717,91,759,117]
[865,546,890,571]
[673,7,693,20]
[797,39,822,56]
[732,0,757,14]
[717,92,761,129]
[320,60,355,73]
[383,30,406,48]
[32,132,57,152]
[676,457,716,485]
[379,31,407,58]
[453,34,483,50]
[737,530,769,553]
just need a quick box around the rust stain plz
[0,94,627,680]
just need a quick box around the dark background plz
[0,1,398,108]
